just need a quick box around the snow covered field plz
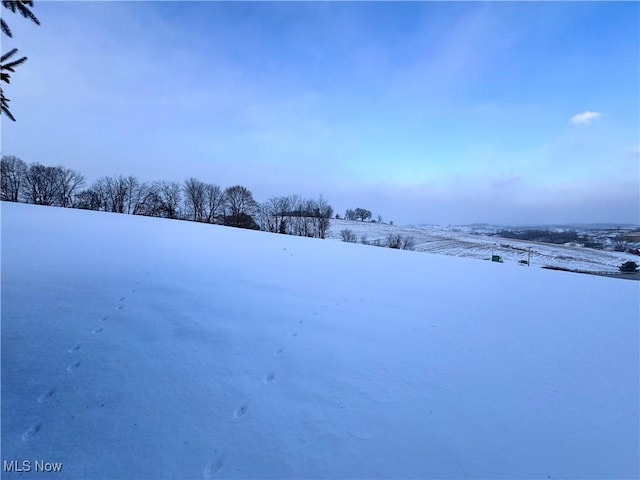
[327,220,638,274]
[2,202,639,479]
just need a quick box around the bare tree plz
[340,229,357,243]
[613,234,628,252]
[204,183,224,223]
[184,177,206,222]
[260,194,332,238]
[354,208,372,222]
[257,201,273,232]
[223,185,259,228]
[88,179,107,211]
[258,197,283,233]
[151,181,183,219]
[123,176,140,214]
[108,176,128,213]
[22,163,62,205]
[55,166,85,207]
[299,198,314,237]
[401,235,416,251]
[311,195,333,239]
[262,195,292,234]
[74,187,103,210]
[277,196,294,234]
[118,176,156,216]
[92,176,128,213]
[285,194,303,235]
[1,154,27,201]
[285,196,314,237]
[305,195,333,238]
[345,209,357,221]
[131,181,159,216]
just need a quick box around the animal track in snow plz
[274,348,284,356]
[91,327,104,335]
[100,315,109,322]
[203,451,225,479]
[291,332,298,337]
[119,297,126,302]
[116,305,124,311]
[130,289,136,293]
[21,424,41,442]
[232,404,248,420]
[67,343,81,354]
[37,389,55,404]
[263,372,276,384]
[67,361,81,373]
[297,319,303,324]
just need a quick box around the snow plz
[327,219,639,273]
[2,202,639,479]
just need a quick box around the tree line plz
[0,155,334,238]
[494,229,582,244]
[258,195,333,239]
[338,208,388,225]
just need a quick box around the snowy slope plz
[2,202,639,479]
[327,219,638,273]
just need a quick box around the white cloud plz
[569,111,601,125]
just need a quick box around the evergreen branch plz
[0,1,40,122]
[0,88,16,121]
[1,105,16,121]
[2,1,40,26]
[1,17,11,37]
[2,55,27,71]
[1,47,18,62]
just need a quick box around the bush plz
[386,234,415,250]
[619,261,639,273]
[340,229,357,243]
[401,235,416,251]
[386,233,402,249]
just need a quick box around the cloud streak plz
[569,111,601,125]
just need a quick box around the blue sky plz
[2,1,639,225]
